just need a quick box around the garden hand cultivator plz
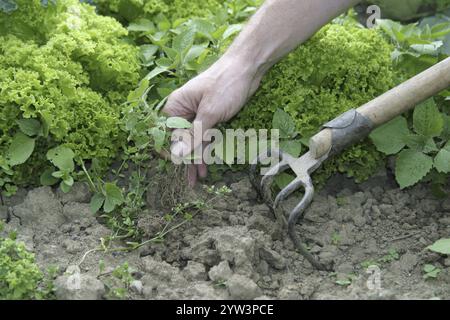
[251,57,450,271]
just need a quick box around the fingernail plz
[171,142,190,157]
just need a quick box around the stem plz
[80,159,97,192]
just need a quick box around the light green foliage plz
[122,12,251,158]
[0,224,43,300]
[423,264,441,279]
[100,262,136,300]
[375,16,450,192]
[370,99,449,189]
[377,18,450,76]
[379,248,400,263]
[370,117,410,155]
[94,0,262,24]
[232,24,396,183]
[427,238,450,254]
[396,150,434,189]
[0,0,141,189]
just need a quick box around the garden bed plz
[1,168,449,300]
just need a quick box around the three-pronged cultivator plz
[251,57,450,270]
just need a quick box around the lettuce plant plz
[0,0,142,190]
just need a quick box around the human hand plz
[162,55,263,186]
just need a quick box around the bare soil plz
[1,168,449,300]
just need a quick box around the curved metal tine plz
[273,178,304,210]
[286,176,331,271]
[259,160,289,206]
[249,148,285,195]
[287,176,315,226]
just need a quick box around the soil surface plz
[1,168,449,300]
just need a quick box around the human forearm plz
[223,0,360,78]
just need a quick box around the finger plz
[197,163,208,179]
[197,141,210,179]
[187,164,198,188]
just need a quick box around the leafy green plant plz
[379,248,400,264]
[272,109,303,158]
[377,17,450,76]
[99,262,136,300]
[0,0,141,191]
[0,221,51,300]
[360,249,399,269]
[370,98,449,189]
[42,146,76,193]
[78,185,232,267]
[331,232,342,246]
[423,264,441,279]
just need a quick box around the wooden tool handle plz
[310,57,450,159]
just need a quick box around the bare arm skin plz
[163,0,360,186]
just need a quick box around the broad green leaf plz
[144,66,169,81]
[156,86,175,98]
[184,45,207,64]
[429,22,450,38]
[104,183,124,213]
[161,46,178,61]
[150,128,166,152]
[128,19,155,32]
[156,57,175,68]
[90,193,105,214]
[64,175,74,187]
[370,116,409,155]
[46,146,75,172]
[410,41,443,55]
[395,149,433,189]
[127,79,150,106]
[40,168,59,186]
[60,181,71,194]
[155,13,171,31]
[404,134,438,154]
[423,264,436,273]
[223,24,243,40]
[427,239,450,255]
[413,99,443,138]
[7,132,35,166]
[280,140,302,157]
[148,31,170,47]
[51,171,64,179]
[173,28,195,53]
[434,142,450,173]
[272,109,296,139]
[191,19,215,39]
[140,44,158,65]
[16,118,42,137]
[166,117,192,129]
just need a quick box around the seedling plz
[423,264,441,280]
